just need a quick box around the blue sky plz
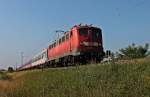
[0,0,150,69]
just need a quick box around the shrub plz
[117,43,149,59]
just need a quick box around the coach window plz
[44,53,46,58]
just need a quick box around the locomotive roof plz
[71,24,101,30]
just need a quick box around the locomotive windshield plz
[79,28,88,36]
[79,27,102,42]
[92,28,101,41]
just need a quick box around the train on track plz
[18,24,105,71]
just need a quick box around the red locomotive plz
[18,24,105,70]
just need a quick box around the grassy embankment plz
[0,58,150,97]
[0,71,10,80]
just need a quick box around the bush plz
[117,43,149,59]
[0,72,10,80]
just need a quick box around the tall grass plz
[0,72,10,80]
[1,60,150,97]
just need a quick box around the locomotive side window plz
[79,28,88,36]
[62,36,65,42]
[54,42,56,47]
[70,31,73,37]
[66,34,69,40]
[59,39,61,44]
[49,45,52,49]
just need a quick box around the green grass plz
[1,60,150,97]
[0,72,10,80]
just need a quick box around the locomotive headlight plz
[93,42,102,46]
[98,43,101,46]
[93,42,98,46]
[83,42,89,46]
[80,41,89,46]
[80,42,101,46]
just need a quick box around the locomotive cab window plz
[92,28,101,40]
[79,28,88,36]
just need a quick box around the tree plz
[117,43,149,59]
